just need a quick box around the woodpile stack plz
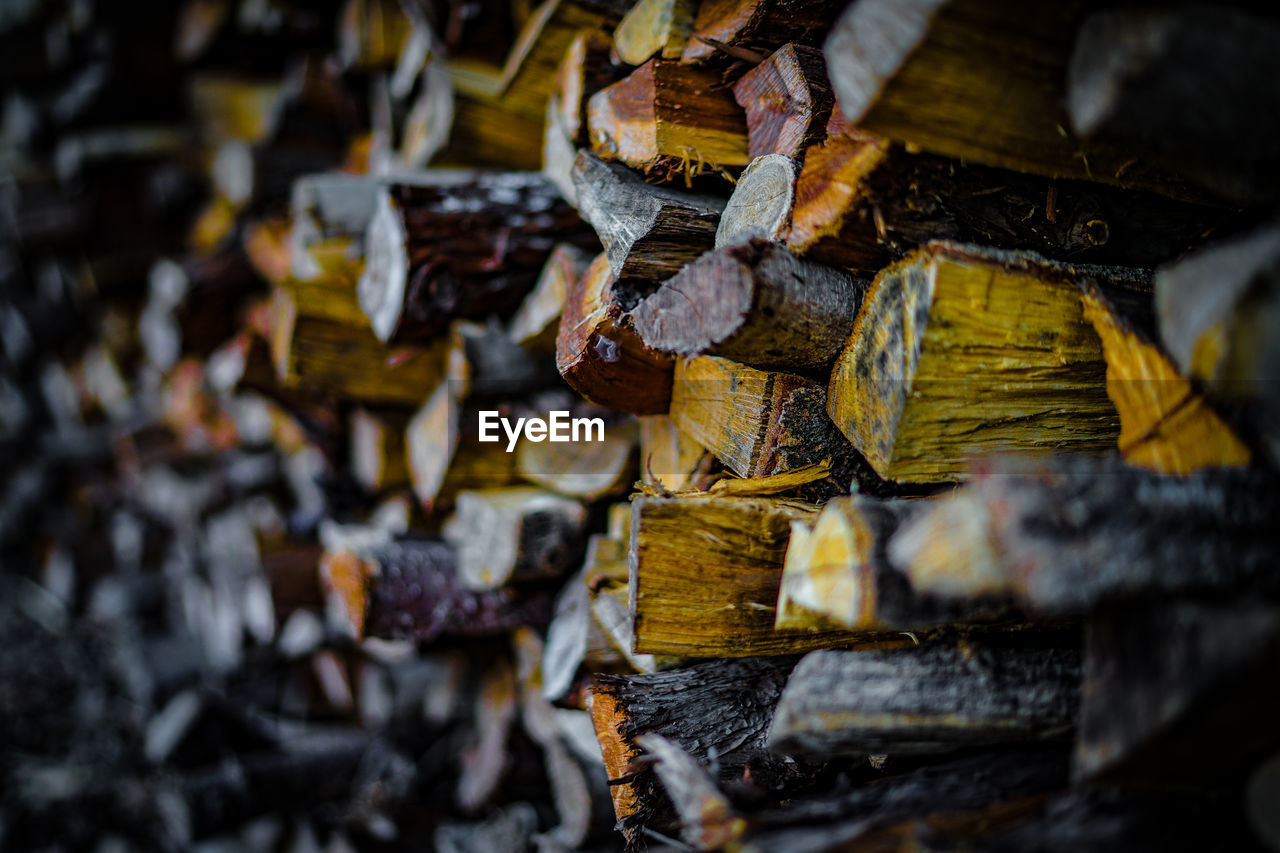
[1,0,1278,850]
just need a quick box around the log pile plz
[1,0,1278,850]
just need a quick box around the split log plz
[890,455,1280,615]
[775,495,1011,632]
[554,252,674,415]
[267,279,454,405]
[430,93,547,171]
[680,0,843,64]
[1080,282,1250,474]
[571,151,725,283]
[349,407,410,493]
[767,640,1080,756]
[455,320,561,399]
[1155,221,1280,461]
[499,0,632,122]
[509,243,592,353]
[731,44,833,162]
[637,414,715,492]
[628,493,888,657]
[1066,5,1280,204]
[589,656,798,838]
[442,487,588,590]
[584,533,672,674]
[631,239,866,372]
[824,0,1202,199]
[319,540,553,642]
[827,242,1127,485]
[786,130,1232,278]
[554,30,621,144]
[612,0,698,65]
[517,419,637,499]
[406,384,523,510]
[714,154,796,248]
[586,59,749,181]
[358,173,592,344]
[1078,600,1280,785]
[669,355,866,499]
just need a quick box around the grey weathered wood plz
[571,150,726,285]
[1067,4,1280,203]
[631,238,866,373]
[715,154,797,248]
[768,640,1080,756]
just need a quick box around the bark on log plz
[768,640,1080,756]
[681,0,844,64]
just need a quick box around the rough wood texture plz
[776,495,1010,632]
[628,493,885,657]
[586,59,749,181]
[715,154,796,248]
[632,239,866,373]
[786,130,1232,278]
[681,0,844,64]
[443,487,588,590]
[589,656,797,837]
[1067,5,1280,203]
[768,640,1080,756]
[1079,601,1280,785]
[637,414,715,492]
[1080,282,1250,474]
[890,455,1280,616]
[358,173,591,344]
[268,278,454,405]
[827,242,1125,485]
[510,243,592,353]
[320,540,552,642]
[1155,220,1280,462]
[349,406,410,493]
[572,151,725,283]
[554,252,674,415]
[825,0,1203,199]
[612,0,698,65]
[731,44,833,162]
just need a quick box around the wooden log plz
[589,656,798,838]
[637,414,715,492]
[554,29,621,144]
[680,0,843,64]
[554,252,674,415]
[584,532,676,674]
[1078,600,1280,786]
[443,487,588,590]
[406,384,523,510]
[586,59,749,181]
[629,493,890,657]
[337,0,411,71]
[358,173,592,344]
[731,44,833,162]
[542,97,583,206]
[571,151,725,283]
[827,242,1127,485]
[517,419,637,499]
[767,640,1080,756]
[1066,5,1280,204]
[631,239,866,373]
[786,130,1233,278]
[775,495,1011,632]
[349,406,411,493]
[267,278,454,405]
[319,540,553,642]
[728,748,1069,852]
[714,154,796,248]
[612,0,698,66]
[499,0,632,122]
[668,356,863,499]
[429,93,548,171]
[890,454,1280,615]
[1155,221,1280,462]
[509,243,591,353]
[1079,282,1250,474]
[824,0,1204,199]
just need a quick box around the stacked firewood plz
[2,0,1279,850]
